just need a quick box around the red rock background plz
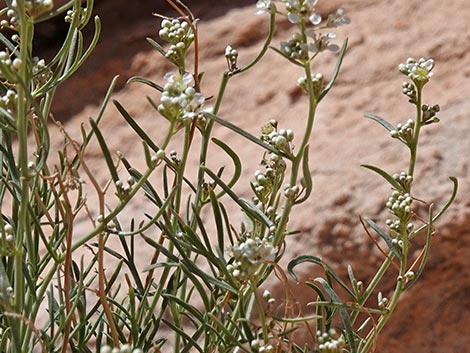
[37,1,469,352]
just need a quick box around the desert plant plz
[0,0,457,353]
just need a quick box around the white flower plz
[256,0,273,14]
[309,12,322,25]
[227,237,277,281]
[158,72,205,123]
[326,7,351,27]
[398,57,435,83]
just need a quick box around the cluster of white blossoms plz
[280,32,308,61]
[0,8,18,29]
[316,329,345,353]
[159,19,194,65]
[386,191,413,221]
[261,120,295,155]
[267,0,349,63]
[250,339,274,353]
[0,88,18,112]
[225,45,239,71]
[256,0,349,27]
[392,171,413,192]
[0,224,15,256]
[399,57,434,84]
[10,0,53,18]
[158,72,205,125]
[297,73,324,98]
[377,291,388,309]
[227,237,276,282]
[390,118,414,144]
[100,344,143,353]
[65,6,89,25]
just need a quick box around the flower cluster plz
[0,8,19,30]
[393,171,413,192]
[401,81,416,103]
[421,104,440,125]
[399,57,434,86]
[261,120,295,155]
[159,18,194,66]
[280,32,308,61]
[157,72,205,128]
[227,236,276,282]
[0,89,18,112]
[225,45,239,71]
[255,0,274,14]
[250,339,274,353]
[316,329,345,353]
[297,73,324,98]
[283,184,300,200]
[10,0,54,19]
[100,344,143,353]
[252,168,277,208]
[65,6,89,26]
[386,191,413,221]
[390,118,414,145]
[1,224,15,256]
[283,0,322,25]
[306,30,339,53]
[32,57,52,88]
[326,8,351,28]
[377,291,388,309]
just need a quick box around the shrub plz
[0,0,457,352]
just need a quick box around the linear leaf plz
[146,37,167,56]
[89,117,119,182]
[364,113,395,132]
[288,255,355,298]
[407,207,435,288]
[212,137,242,190]
[361,164,404,192]
[296,144,312,203]
[319,38,348,102]
[113,99,162,153]
[203,167,273,227]
[364,217,400,258]
[209,188,225,252]
[315,278,357,353]
[204,112,291,159]
[411,176,458,239]
[127,76,164,92]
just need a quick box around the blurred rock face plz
[40,1,469,352]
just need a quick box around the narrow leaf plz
[361,164,404,192]
[114,99,162,153]
[296,144,312,203]
[204,112,291,159]
[315,277,357,353]
[203,167,273,227]
[89,118,119,182]
[364,217,400,258]
[209,188,225,252]
[319,38,348,102]
[212,137,242,190]
[127,76,164,92]
[364,113,395,132]
[288,255,355,298]
[411,176,458,238]
[146,37,167,56]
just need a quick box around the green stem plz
[408,85,423,177]
[14,2,33,351]
[359,83,424,353]
[273,20,317,248]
